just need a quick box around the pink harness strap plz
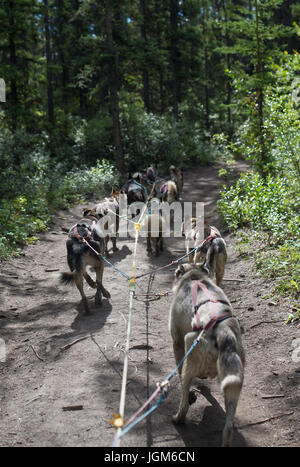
[160,182,168,194]
[195,225,220,249]
[192,280,231,331]
[69,221,95,242]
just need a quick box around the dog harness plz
[191,280,232,331]
[195,225,220,250]
[69,221,96,243]
[160,182,168,195]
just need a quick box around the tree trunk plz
[254,0,266,175]
[105,0,124,171]
[44,0,55,128]
[170,0,179,121]
[8,0,18,134]
[140,0,150,112]
[223,0,232,138]
[57,0,69,112]
[204,45,210,132]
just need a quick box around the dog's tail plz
[204,238,227,286]
[60,271,81,286]
[216,326,244,446]
[217,327,244,393]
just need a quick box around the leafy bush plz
[51,158,118,208]
[218,172,299,243]
[119,92,215,171]
[216,52,300,301]
[0,157,118,260]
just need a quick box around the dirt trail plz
[0,164,299,448]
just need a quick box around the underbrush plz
[0,159,117,261]
[216,52,300,322]
[218,171,300,320]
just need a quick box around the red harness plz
[195,226,220,250]
[192,280,231,331]
[160,182,168,194]
[69,222,96,243]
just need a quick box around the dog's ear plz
[82,207,91,217]
[175,264,186,279]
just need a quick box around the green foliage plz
[51,159,117,208]
[217,51,300,300]
[218,172,299,242]
[119,93,215,171]
[0,151,118,260]
[256,240,300,297]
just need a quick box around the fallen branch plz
[25,395,41,406]
[261,394,285,399]
[60,336,90,351]
[223,278,246,282]
[250,320,282,329]
[30,345,44,362]
[237,411,293,429]
[62,405,83,411]
[90,334,142,406]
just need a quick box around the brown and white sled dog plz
[169,263,245,447]
[128,198,166,256]
[156,180,178,204]
[182,217,204,263]
[169,165,183,200]
[60,218,110,314]
[183,218,227,286]
[82,190,120,256]
[142,197,166,256]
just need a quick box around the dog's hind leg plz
[83,272,97,289]
[172,340,185,380]
[95,260,110,306]
[172,357,194,424]
[105,235,110,256]
[172,334,196,424]
[75,274,90,314]
[112,236,118,252]
[222,383,241,447]
[146,236,152,255]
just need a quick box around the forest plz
[0,0,299,306]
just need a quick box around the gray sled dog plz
[169,263,245,447]
[183,218,227,287]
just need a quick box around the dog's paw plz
[188,391,197,405]
[102,289,111,299]
[95,290,102,306]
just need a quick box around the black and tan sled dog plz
[60,218,111,314]
[169,263,245,447]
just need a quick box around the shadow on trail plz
[173,384,248,447]
[105,244,132,264]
